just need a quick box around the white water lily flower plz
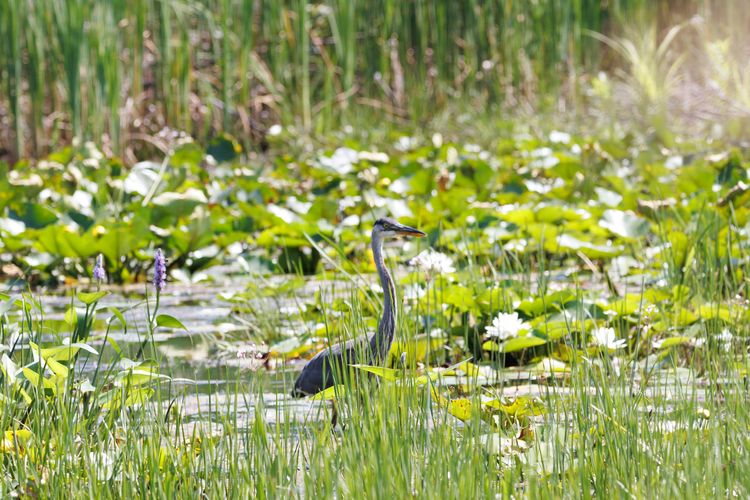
[549,130,571,144]
[409,250,455,275]
[319,147,358,175]
[591,327,627,350]
[78,379,96,394]
[88,451,115,481]
[1,354,18,384]
[485,312,530,341]
[717,329,733,352]
[267,124,282,136]
[691,337,706,348]
[403,284,425,301]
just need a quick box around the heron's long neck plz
[371,234,396,361]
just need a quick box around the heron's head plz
[372,218,426,239]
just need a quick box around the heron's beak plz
[394,223,426,238]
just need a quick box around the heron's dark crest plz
[291,218,425,397]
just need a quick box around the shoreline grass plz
[2,1,749,162]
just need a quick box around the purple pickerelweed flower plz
[153,248,167,292]
[93,253,106,282]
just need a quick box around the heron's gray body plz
[291,218,422,397]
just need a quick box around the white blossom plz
[403,284,425,301]
[485,312,529,341]
[549,130,571,144]
[691,337,706,348]
[717,329,733,352]
[88,451,115,481]
[409,250,455,275]
[591,327,627,350]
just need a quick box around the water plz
[2,273,723,430]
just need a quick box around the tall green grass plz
[1,0,742,160]
[1,285,748,497]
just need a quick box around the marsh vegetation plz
[1,0,749,497]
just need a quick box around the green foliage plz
[4,0,747,160]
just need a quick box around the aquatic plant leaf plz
[151,188,208,216]
[655,337,692,349]
[77,290,110,305]
[0,297,15,316]
[413,373,439,386]
[156,314,187,331]
[12,203,57,229]
[484,396,546,417]
[498,336,548,353]
[517,290,575,317]
[599,209,649,238]
[106,306,127,330]
[530,358,569,373]
[96,224,141,265]
[443,285,476,312]
[311,384,346,400]
[64,306,77,327]
[207,134,241,163]
[350,365,400,381]
[22,367,56,391]
[124,162,161,196]
[170,142,205,169]
[40,343,97,361]
[447,398,473,421]
[389,335,445,365]
[0,429,33,454]
[554,234,622,258]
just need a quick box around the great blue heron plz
[291,218,426,397]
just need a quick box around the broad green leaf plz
[124,162,161,196]
[482,340,501,352]
[517,290,575,317]
[498,336,548,353]
[151,188,208,216]
[599,209,649,239]
[530,358,569,373]
[106,306,127,330]
[414,373,440,386]
[311,384,346,401]
[64,306,78,327]
[697,304,732,322]
[96,224,141,264]
[553,234,622,258]
[442,285,476,312]
[350,365,400,381]
[155,314,187,330]
[485,396,546,417]
[0,429,33,453]
[77,290,110,305]
[655,337,692,349]
[22,368,56,391]
[170,142,204,169]
[0,297,14,316]
[41,343,98,361]
[13,203,57,229]
[105,337,122,355]
[44,357,69,378]
[389,334,446,364]
[447,398,473,421]
[207,134,241,163]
